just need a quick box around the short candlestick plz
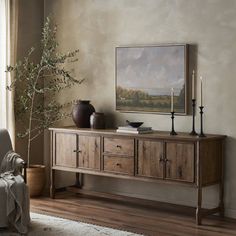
[189,99,198,135]
[170,111,177,135]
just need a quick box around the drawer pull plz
[116,163,121,167]
[116,145,122,149]
[73,150,82,153]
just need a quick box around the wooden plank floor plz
[30,191,236,236]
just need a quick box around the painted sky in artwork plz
[116,46,185,96]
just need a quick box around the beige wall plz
[16,0,44,164]
[44,0,236,218]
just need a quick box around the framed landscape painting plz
[115,44,189,114]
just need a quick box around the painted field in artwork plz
[116,45,187,114]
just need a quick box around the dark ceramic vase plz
[72,100,95,128]
[90,112,105,129]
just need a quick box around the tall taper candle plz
[200,76,203,106]
[192,70,195,99]
[171,88,174,112]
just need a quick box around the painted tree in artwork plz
[177,85,185,111]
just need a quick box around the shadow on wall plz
[188,44,198,113]
[104,112,117,129]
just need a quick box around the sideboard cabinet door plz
[165,142,195,183]
[78,135,101,170]
[137,140,164,179]
[54,132,77,168]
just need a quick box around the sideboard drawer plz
[103,155,133,175]
[103,137,134,156]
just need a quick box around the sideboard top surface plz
[49,126,226,141]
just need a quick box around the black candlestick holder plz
[189,99,198,136]
[198,106,206,137]
[170,111,177,135]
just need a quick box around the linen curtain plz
[0,0,18,146]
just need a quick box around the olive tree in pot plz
[6,17,83,197]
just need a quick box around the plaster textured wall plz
[16,0,44,165]
[45,0,236,218]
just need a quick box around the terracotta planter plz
[72,100,95,128]
[26,165,45,197]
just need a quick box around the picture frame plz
[115,44,189,114]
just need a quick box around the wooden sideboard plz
[49,127,226,225]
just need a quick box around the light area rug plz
[0,212,143,236]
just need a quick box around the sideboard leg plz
[219,181,224,217]
[50,169,55,199]
[219,142,225,218]
[196,186,202,225]
[76,173,84,188]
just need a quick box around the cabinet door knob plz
[116,145,122,148]
[178,167,183,177]
[159,156,164,162]
[73,150,81,153]
[116,163,121,167]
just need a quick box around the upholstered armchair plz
[0,129,27,179]
[0,129,30,233]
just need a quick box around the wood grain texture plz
[52,165,197,185]
[31,191,236,236]
[54,132,77,168]
[137,140,164,178]
[103,155,133,175]
[78,135,101,170]
[103,137,135,156]
[50,128,226,225]
[200,140,222,186]
[49,127,226,141]
[165,142,195,182]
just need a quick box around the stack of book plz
[116,126,153,134]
